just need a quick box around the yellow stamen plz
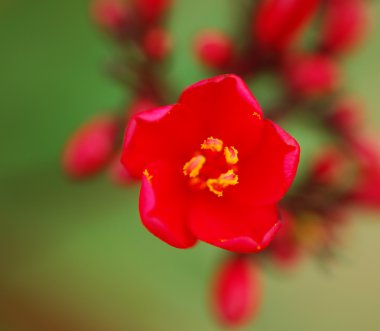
[206,169,239,197]
[253,112,262,120]
[224,146,239,165]
[143,169,153,182]
[201,137,223,152]
[183,155,206,178]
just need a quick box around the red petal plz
[121,104,202,178]
[179,74,264,158]
[230,120,300,205]
[139,161,197,248]
[188,195,281,253]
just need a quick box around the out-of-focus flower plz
[134,0,172,24]
[212,257,261,326]
[142,27,172,61]
[284,54,340,97]
[253,0,320,51]
[269,211,301,268]
[63,115,118,179]
[320,0,370,54]
[350,138,380,208]
[91,0,128,35]
[328,97,364,135]
[311,148,346,185]
[194,30,234,69]
[121,74,300,252]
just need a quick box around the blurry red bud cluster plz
[91,0,172,60]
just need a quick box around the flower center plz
[183,137,239,197]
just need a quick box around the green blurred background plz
[1,0,380,330]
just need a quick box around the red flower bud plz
[350,138,380,208]
[269,211,300,269]
[328,97,364,134]
[194,30,234,69]
[284,55,340,97]
[311,148,346,185]
[142,28,172,61]
[253,0,320,51]
[134,0,171,24]
[212,257,261,326]
[320,0,371,54]
[91,0,128,35]
[63,115,119,179]
[109,152,136,186]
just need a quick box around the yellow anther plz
[253,112,262,120]
[201,137,223,152]
[206,169,239,197]
[143,169,153,182]
[224,146,239,165]
[183,155,206,178]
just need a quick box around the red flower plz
[212,257,261,326]
[121,75,300,253]
[253,0,320,51]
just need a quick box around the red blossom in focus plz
[142,27,172,61]
[212,257,261,326]
[63,115,119,179]
[194,30,235,69]
[320,0,370,55]
[253,0,320,52]
[121,75,300,253]
[284,54,341,97]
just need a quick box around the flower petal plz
[230,119,300,205]
[179,74,264,158]
[121,104,202,178]
[189,195,281,253]
[139,160,197,248]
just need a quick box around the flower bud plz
[63,115,119,179]
[91,0,128,35]
[350,138,380,208]
[142,27,172,61]
[328,97,364,134]
[134,0,171,24]
[212,257,261,326]
[269,211,300,269]
[284,54,340,97]
[253,0,320,51]
[194,30,234,69]
[320,0,370,54]
[311,148,346,185]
